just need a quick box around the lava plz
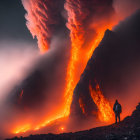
[13,124,31,134]
[89,84,114,122]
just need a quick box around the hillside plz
[7,103,140,140]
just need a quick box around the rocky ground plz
[6,103,140,140]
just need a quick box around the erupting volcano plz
[0,0,140,139]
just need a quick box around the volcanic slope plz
[7,103,140,140]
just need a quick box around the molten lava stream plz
[13,124,31,134]
[89,84,114,122]
[63,23,115,117]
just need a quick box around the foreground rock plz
[7,103,140,140]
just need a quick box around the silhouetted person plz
[113,100,122,124]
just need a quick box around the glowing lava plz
[60,126,65,131]
[13,124,31,134]
[89,84,114,122]
[63,0,116,117]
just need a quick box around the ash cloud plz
[22,0,68,52]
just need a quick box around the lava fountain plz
[89,84,114,122]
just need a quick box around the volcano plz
[1,0,140,138]
[3,10,140,139]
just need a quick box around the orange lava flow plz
[63,24,115,118]
[89,84,114,122]
[63,0,118,118]
[63,40,83,116]
[11,109,68,134]
[13,124,31,134]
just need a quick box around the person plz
[113,100,122,124]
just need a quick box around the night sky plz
[0,0,36,43]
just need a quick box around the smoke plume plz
[21,0,67,52]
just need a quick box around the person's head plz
[115,99,118,104]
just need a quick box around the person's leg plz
[115,113,117,123]
[118,113,120,122]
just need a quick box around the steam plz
[0,41,38,104]
[0,40,39,138]
[0,37,70,138]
